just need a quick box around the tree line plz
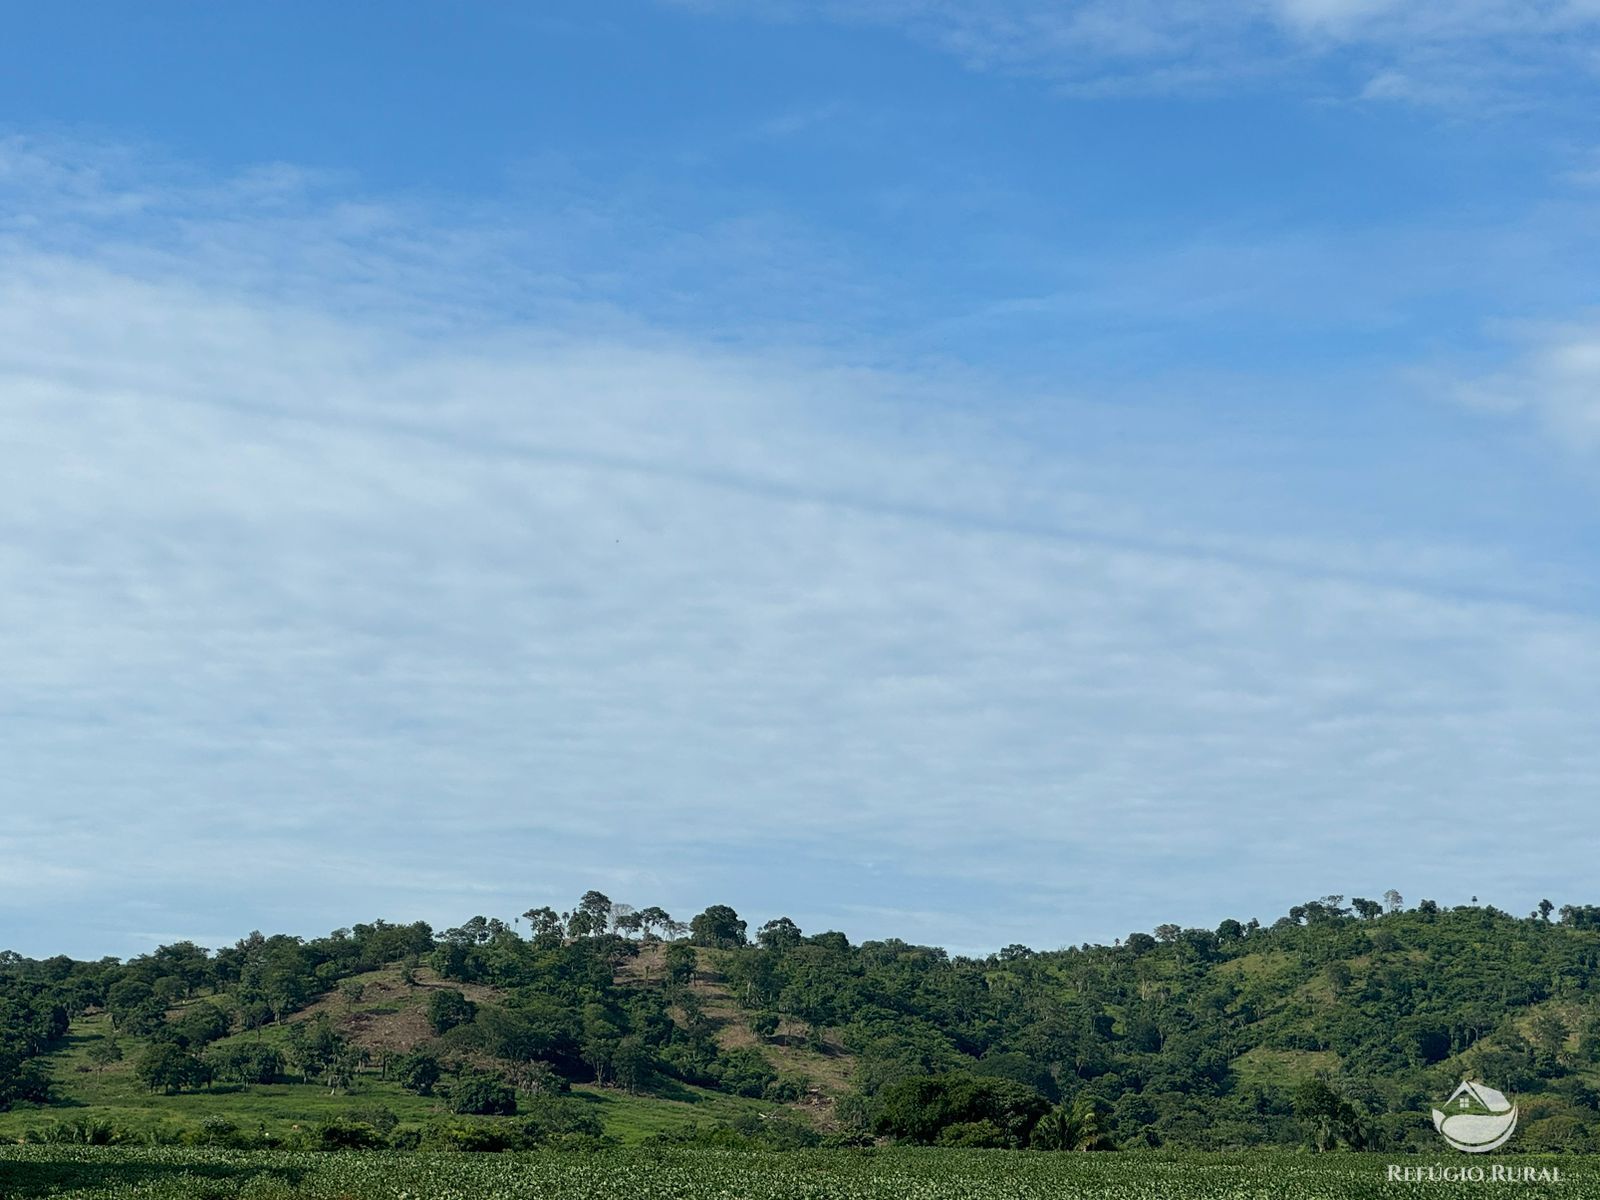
[8,890,1600,1151]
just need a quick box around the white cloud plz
[1449,318,1600,449]
[5,143,1600,958]
[664,0,1600,104]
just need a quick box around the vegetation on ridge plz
[6,890,1600,1152]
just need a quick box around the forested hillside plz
[6,891,1600,1152]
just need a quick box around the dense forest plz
[7,891,1600,1152]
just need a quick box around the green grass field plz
[0,1147,1589,1200]
[0,995,775,1147]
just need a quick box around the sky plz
[4,1,1600,959]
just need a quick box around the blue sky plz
[5,1,1600,958]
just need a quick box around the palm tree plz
[1033,1096,1117,1150]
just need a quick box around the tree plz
[506,1059,568,1096]
[86,1038,123,1072]
[204,1041,281,1087]
[635,907,674,941]
[1531,1010,1569,1067]
[1539,899,1555,922]
[322,1044,365,1093]
[284,1017,351,1085]
[572,890,613,938]
[757,917,804,952]
[135,1043,207,1094]
[1032,1096,1116,1151]
[664,944,697,989]
[1577,1012,1600,1064]
[449,1071,517,1115]
[580,1003,622,1084]
[1293,1077,1367,1151]
[872,1074,1051,1148]
[522,906,563,942]
[1383,889,1403,912]
[394,1050,442,1096]
[1351,898,1382,921]
[426,988,477,1035]
[174,1003,230,1048]
[614,908,643,938]
[612,1035,653,1094]
[690,905,748,949]
[1322,960,1352,996]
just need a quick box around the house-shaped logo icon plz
[1431,1080,1518,1153]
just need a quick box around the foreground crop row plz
[0,1147,1591,1200]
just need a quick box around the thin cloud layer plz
[666,0,1600,102]
[1451,317,1600,450]
[4,145,1599,958]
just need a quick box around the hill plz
[6,892,1600,1151]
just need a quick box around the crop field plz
[0,1148,1592,1200]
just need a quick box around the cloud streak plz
[664,0,1600,105]
[4,142,1600,959]
[1448,316,1600,451]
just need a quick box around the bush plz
[316,1117,387,1150]
[712,1047,777,1098]
[507,1060,569,1096]
[347,1105,399,1134]
[393,1050,442,1096]
[764,1072,811,1103]
[20,1118,133,1145]
[184,1117,255,1149]
[423,1121,518,1152]
[515,1094,606,1146]
[427,989,477,1035]
[387,1125,423,1150]
[0,1055,52,1107]
[936,1118,1008,1148]
[872,1073,1050,1148]
[173,1003,230,1048]
[730,1111,822,1149]
[449,1071,517,1116]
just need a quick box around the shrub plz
[184,1117,255,1149]
[427,989,477,1035]
[347,1105,399,1135]
[872,1073,1050,1148]
[316,1117,387,1150]
[764,1072,811,1103]
[515,1095,605,1146]
[20,1119,133,1145]
[393,1050,442,1096]
[936,1119,1007,1148]
[712,1047,778,1098]
[387,1126,423,1150]
[730,1111,822,1149]
[449,1071,517,1116]
[174,1003,230,1048]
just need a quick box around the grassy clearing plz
[0,1007,784,1146]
